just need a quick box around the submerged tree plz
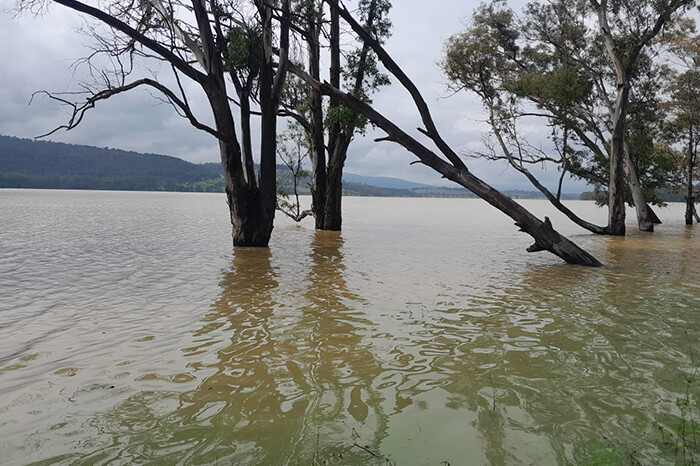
[663,24,700,224]
[442,1,610,235]
[23,0,290,246]
[279,0,391,231]
[289,0,602,266]
[588,0,695,233]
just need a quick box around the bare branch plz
[51,0,208,85]
[32,78,235,143]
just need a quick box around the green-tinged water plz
[0,190,698,465]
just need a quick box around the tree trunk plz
[686,128,695,225]
[323,138,350,230]
[623,142,653,231]
[217,138,273,247]
[255,0,287,246]
[308,11,327,230]
[687,157,695,225]
[312,80,602,266]
[451,169,602,266]
[321,0,343,231]
[323,166,343,231]
[607,83,629,236]
[229,184,273,246]
[208,73,273,247]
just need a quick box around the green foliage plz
[442,0,689,207]
[325,101,368,136]
[357,0,392,43]
[225,25,264,80]
[339,0,392,134]
[509,67,592,112]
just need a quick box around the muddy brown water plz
[1,189,698,465]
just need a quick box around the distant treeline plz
[579,189,689,203]
[0,134,225,192]
[0,134,579,199]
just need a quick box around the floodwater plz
[0,189,698,465]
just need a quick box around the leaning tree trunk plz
[312,80,602,266]
[300,0,602,266]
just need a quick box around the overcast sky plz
[0,0,590,192]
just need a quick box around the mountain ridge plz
[0,134,562,198]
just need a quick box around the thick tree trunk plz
[208,77,273,247]
[608,84,629,236]
[217,138,273,247]
[623,143,653,231]
[320,0,343,232]
[323,166,343,231]
[229,185,273,246]
[451,169,602,266]
[323,139,350,230]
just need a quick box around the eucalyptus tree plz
[588,0,696,233]
[663,25,700,224]
[278,0,390,230]
[22,0,290,246]
[442,0,687,236]
[442,1,610,235]
[289,0,602,266]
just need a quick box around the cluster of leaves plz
[225,24,265,87]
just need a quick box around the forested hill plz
[0,135,224,192]
[0,134,564,198]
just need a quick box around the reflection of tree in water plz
[295,231,388,459]
[299,232,386,428]
[170,234,388,464]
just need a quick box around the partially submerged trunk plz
[686,128,696,225]
[322,1,344,231]
[607,83,629,236]
[687,158,696,225]
[210,85,274,247]
[303,0,385,232]
[310,77,602,266]
[623,143,654,231]
[323,138,351,230]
